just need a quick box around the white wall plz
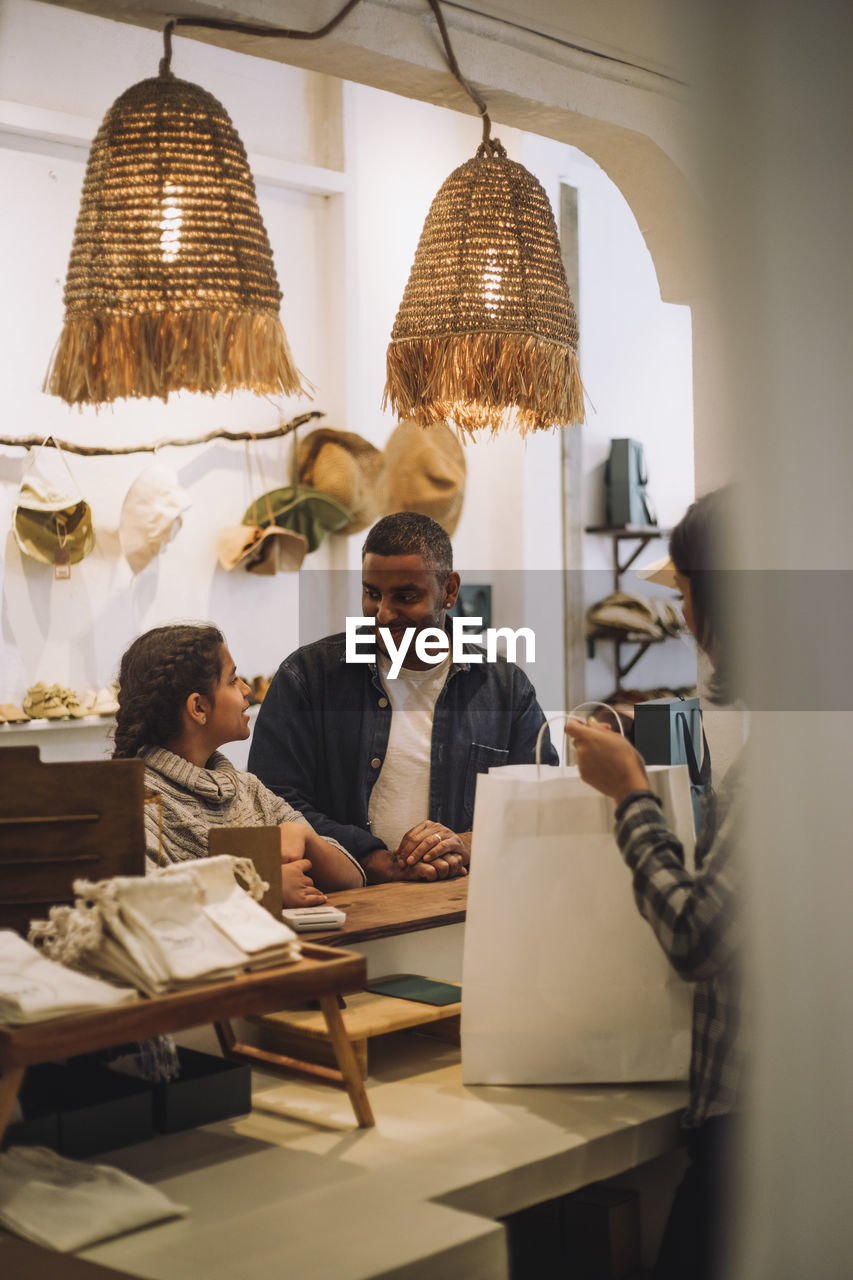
[0,0,697,726]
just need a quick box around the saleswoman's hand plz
[565,718,650,805]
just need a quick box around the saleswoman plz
[566,487,744,1280]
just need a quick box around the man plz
[248,512,557,883]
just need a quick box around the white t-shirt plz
[367,652,451,853]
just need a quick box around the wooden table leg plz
[0,1066,26,1146]
[318,994,375,1129]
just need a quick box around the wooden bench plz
[0,748,375,1132]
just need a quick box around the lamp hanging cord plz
[160,0,365,75]
[426,0,497,152]
[159,0,498,150]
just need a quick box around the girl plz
[113,624,365,905]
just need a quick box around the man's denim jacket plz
[247,631,558,862]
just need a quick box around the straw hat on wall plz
[380,418,466,535]
[296,428,384,535]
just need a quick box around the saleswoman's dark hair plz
[112,624,225,759]
[669,486,736,704]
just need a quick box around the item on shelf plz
[380,418,466,536]
[251,675,271,704]
[297,427,385,535]
[636,553,679,589]
[604,438,656,527]
[0,703,30,723]
[78,684,120,717]
[119,464,191,575]
[585,591,684,640]
[23,683,75,720]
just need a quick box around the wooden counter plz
[309,878,468,945]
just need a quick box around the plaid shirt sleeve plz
[613,772,743,983]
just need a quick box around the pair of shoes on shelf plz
[21,682,119,721]
[242,676,271,706]
[78,684,119,717]
[0,703,30,723]
[23,682,78,720]
[252,675,271,704]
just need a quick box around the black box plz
[152,1047,251,1133]
[3,1077,60,1150]
[60,1064,155,1158]
[21,1062,155,1158]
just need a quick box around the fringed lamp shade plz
[45,70,304,406]
[384,142,584,437]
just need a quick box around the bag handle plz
[675,710,711,786]
[22,434,84,499]
[535,702,626,773]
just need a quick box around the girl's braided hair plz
[112,624,225,759]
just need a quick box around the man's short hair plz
[362,512,453,577]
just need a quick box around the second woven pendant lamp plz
[45,46,305,407]
[384,137,584,438]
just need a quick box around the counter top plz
[314,879,468,945]
[75,1035,688,1280]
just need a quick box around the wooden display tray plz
[254,985,461,1079]
[0,944,374,1137]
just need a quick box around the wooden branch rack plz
[0,410,324,457]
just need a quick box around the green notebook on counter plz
[365,974,461,1006]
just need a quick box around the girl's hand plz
[279,822,310,864]
[565,718,649,804]
[281,857,326,908]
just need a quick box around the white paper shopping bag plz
[461,760,696,1085]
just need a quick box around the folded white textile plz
[156,856,300,966]
[115,873,248,985]
[0,1146,188,1252]
[28,895,173,1000]
[0,930,137,1024]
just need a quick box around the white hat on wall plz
[119,464,191,575]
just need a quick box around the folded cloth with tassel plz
[28,856,300,998]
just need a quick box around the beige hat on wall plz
[380,418,466,536]
[119,463,191,575]
[217,523,308,575]
[296,428,384,535]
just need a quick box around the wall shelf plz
[585,525,673,685]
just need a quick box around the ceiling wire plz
[160,0,686,100]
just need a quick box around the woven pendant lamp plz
[45,61,305,406]
[384,138,584,437]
